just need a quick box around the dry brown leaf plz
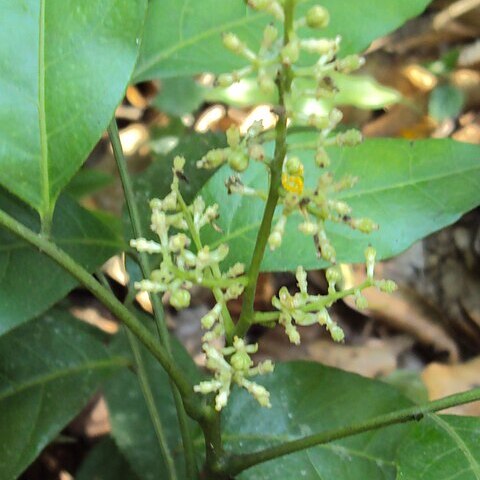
[422,356,480,415]
[306,337,413,378]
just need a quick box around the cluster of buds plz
[197,121,268,174]
[131,156,276,409]
[271,250,397,345]
[133,2,398,412]
[269,166,378,263]
[130,156,245,311]
[194,337,274,411]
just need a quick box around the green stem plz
[96,274,178,480]
[0,206,208,423]
[234,0,295,339]
[225,387,480,476]
[108,119,198,479]
[126,327,178,480]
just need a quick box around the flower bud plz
[329,108,343,127]
[170,289,191,310]
[262,24,279,48]
[173,155,185,173]
[315,148,330,168]
[306,5,330,28]
[376,279,397,293]
[330,325,345,342]
[355,294,368,310]
[299,221,318,236]
[285,156,304,176]
[222,32,243,54]
[268,231,282,250]
[130,238,162,254]
[364,246,376,278]
[226,125,241,149]
[336,55,365,73]
[320,242,336,263]
[228,150,249,172]
[336,129,363,147]
[197,148,227,169]
[258,73,276,95]
[301,38,338,55]
[326,266,342,286]
[230,350,252,371]
[217,73,235,88]
[351,217,378,234]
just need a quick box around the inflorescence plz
[130,0,397,411]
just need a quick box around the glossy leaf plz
[135,0,432,81]
[0,190,124,335]
[221,362,412,479]
[0,310,126,480]
[0,0,147,223]
[105,326,202,480]
[200,137,480,271]
[77,437,139,480]
[397,415,480,479]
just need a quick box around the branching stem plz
[224,387,480,476]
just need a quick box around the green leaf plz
[77,437,140,480]
[0,310,126,480]
[200,137,480,271]
[397,414,480,479]
[105,326,202,480]
[0,0,147,224]
[221,362,412,479]
[429,84,465,121]
[65,168,115,200]
[0,190,124,335]
[154,77,205,116]
[204,73,401,110]
[134,0,433,81]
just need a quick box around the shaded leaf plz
[0,190,124,335]
[0,0,147,221]
[200,137,480,271]
[65,169,115,200]
[154,77,205,116]
[135,0,433,81]
[397,415,480,480]
[221,362,412,479]
[105,324,202,480]
[0,310,126,480]
[77,437,140,480]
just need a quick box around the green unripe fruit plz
[306,5,330,29]
[230,351,252,371]
[285,156,303,176]
[226,125,241,149]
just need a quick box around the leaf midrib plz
[38,0,50,220]
[0,356,129,401]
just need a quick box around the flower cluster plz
[130,157,273,409]
[131,1,398,412]
[194,337,274,411]
[270,248,398,345]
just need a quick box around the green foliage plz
[222,362,412,479]
[135,0,433,81]
[0,310,125,480]
[397,415,480,479]
[200,137,480,271]
[0,0,147,225]
[0,1,479,479]
[105,327,202,480]
[0,191,123,335]
[76,437,140,480]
